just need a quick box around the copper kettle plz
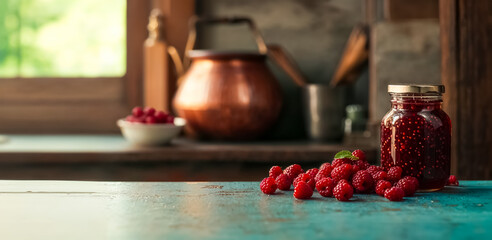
[170,17,293,140]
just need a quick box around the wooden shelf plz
[0,135,378,164]
[0,135,379,181]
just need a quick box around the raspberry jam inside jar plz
[380,85,451,191]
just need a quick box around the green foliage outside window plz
[0,0,126,77]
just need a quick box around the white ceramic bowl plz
[117,118,186,146]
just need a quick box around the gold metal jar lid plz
[388,84,445,94]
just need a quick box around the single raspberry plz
[283,164,304,180]
[319,162,332,173]
[166,115,175,124]
[372,171,388,182]
[269,166,283,178]
[131,116,145,123]
[351,165,360,173]
[314,169,331,183]
[145,116,157,124]
[132,107,144,117]
[395,178,417,196]
[447,175,459,186]
[316,177,335,197]
[331,164,353,182]
[306,168,319,179]
[125,115,137,122]
[332,158,352,168]
[402,176,419,189]
[352,149,366,161]
[275,173,292,191]
[366,165,384,175]
[387,166,403,182]
[292,173,308,186]
[351,170,375,193]
[384,187,405,201]
[375,180,392,196]
[353,160,370,170]
[154,111,169,123]
[293,181,313,199]
[333,180,353,201]
[293,173,315,190]
[338,179,350,185]
[260,177,277,194]
[143,107,156,116]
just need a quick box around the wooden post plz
[143,9,175,112]
[142,0,194,112]
[153,0,195,57]
[440,0,492,179]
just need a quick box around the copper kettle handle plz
[183,16,268,68]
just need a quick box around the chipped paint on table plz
[0,181,490,240]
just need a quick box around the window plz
[0,0,150,133]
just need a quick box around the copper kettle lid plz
[188,50,266,61]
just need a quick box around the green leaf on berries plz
[334,150,359,161]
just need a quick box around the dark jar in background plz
[380,85,451,191]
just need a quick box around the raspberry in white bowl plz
[117,107,186,146]
[125,107,176,124]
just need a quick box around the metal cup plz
[302,84,345,141]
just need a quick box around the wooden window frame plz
[0,0,150,133]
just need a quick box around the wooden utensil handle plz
[267,44,307,87]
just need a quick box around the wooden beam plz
[126,0,151,108]
[440,0,492,179]
[439,0,458,177]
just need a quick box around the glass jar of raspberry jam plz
[380,85,451,191]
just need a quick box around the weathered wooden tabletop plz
[0,180,489,240]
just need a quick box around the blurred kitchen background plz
[195,0,439,141]
[0,0,490,181]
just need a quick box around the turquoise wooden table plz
[0,181,490,239]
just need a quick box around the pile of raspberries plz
[260,149,459,201]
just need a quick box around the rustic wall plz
[196,0,366,139]
[369,20,441,123]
